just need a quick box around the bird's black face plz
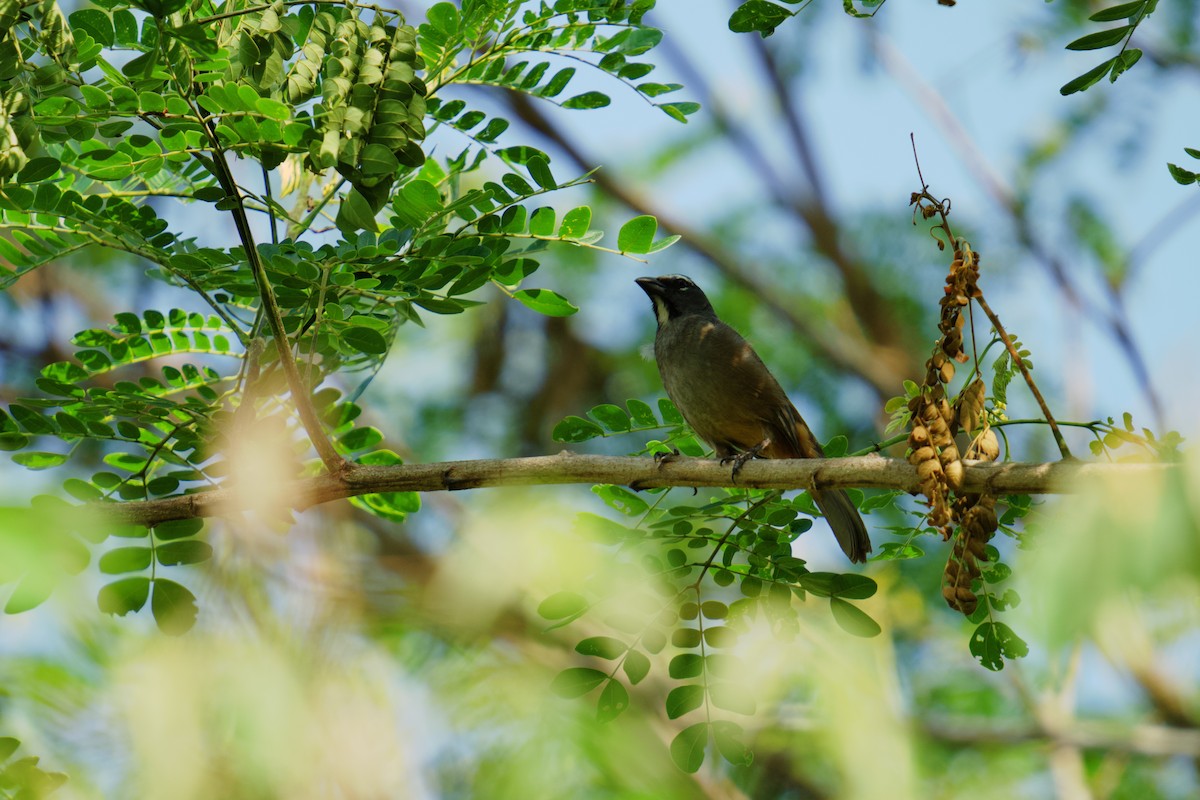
[635,275,716,326]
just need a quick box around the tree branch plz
[95,454,1176,526]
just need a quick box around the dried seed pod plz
[917,458,943,482]
[943,459,964,491]
[976,429,1000,461]
[909,446,936,465]
[939,361,955,383]
[910,425,930,446]
[965,504,998,536]
[939,398,954,425]
[967,536,989,560]
[958,379,987,433]
[940,444,960,464]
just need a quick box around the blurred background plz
[2,1,1199,798]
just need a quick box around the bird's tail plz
[811,489,871,564]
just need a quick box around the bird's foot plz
[719,439,770,481]
[653,447,682,467]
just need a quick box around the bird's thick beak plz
[635,276,663,297]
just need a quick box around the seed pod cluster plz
[309,16,426,204]
[0,89,32,178]
[286,9,339,105]
[908,242,984,529]
[941,494,999,616]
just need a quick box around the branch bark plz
[95,454,1176,527]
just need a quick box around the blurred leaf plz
[830,597,882,638]
[98,576,150,616]
[669,722,708,773]
[596,679,629,722]
[711,720,753,766]
[537,591,588,620]
[575,636,626,659]
[550,667,606,698]
[623,649,651,684]
[151,578,198,635]
[665,684,704,719]
[98,546,152,574]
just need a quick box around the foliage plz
[0,0,686,636]
[0,0,1194,793]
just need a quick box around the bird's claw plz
[720,439,770,481]
[653,447,682,467]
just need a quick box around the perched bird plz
[635,274,871,563]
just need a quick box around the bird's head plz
[635,275,717,327]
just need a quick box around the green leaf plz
[711,720,753,766]
[623,649,650,685]
[11,451,68,470]
[552,415,604,442]
[618,215,657,253]
[1089,1,1146,21]
[588,404,631,432]
[513,289,578,317]
[669,723,708,773]
[5,573,55,614]
[529,207,556,236]
[626,399,657,427]
[729,0,793,37]
[596,679,629,723]
[1065,26,1131,51]
[709,682,756,715]
[151,578,198,635]
[665,684,704,719]
[98,576,151,616]
[98,546,152,574]
[154,518,203,541]
[16,157,61,183]
[830,597,882,638]
[537,591,587,620]
[1060,57,1117,95]
[1167,163,1197,185]
[550,667,607,698]
[575,636,627,659]
[526,155,556,190]
[336,188,379,234]
[0,737,18,762]
[559,206,591,239]
[342,326,389,355]
[592,484,648,516]
[830,574,877,600]
[669,653,703,679]
[562,91,611,110]
[156,540,214,566]
[970,621,1029,671]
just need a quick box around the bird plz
[635,274,871,563]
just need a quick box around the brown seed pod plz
[909,445,936,465]
[943,459,964,491]
[917,458,943,482]
[975,429,1000,461]
[958,379,986,433]
[939,361,955,384]
[910,425,930,446]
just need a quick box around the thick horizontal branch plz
[96,453,1176,527]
